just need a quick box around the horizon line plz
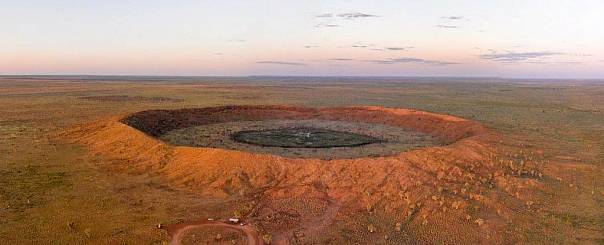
[1,74,604,81]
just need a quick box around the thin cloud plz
[329,58,355,61]
[386,46,413,51]
[527,61,583,65]
[304,45,320,48]
[313,12,378,30]
[315,13,333,18]
[436,25,458,29]
[437,16,465,29]
[256,61,306,66]
[441,16,464,20]
[337,12,378,19]
[480,51,565,62]
[366,57,459,66]
[315,23,339,28]
[352,45,368,48]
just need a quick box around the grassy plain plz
[0,76,602,244]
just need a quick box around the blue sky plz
[1,0,603,78]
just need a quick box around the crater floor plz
[232,127,383,148]
[159,119,442,159]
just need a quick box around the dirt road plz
[166,220,264,245]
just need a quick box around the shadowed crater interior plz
[231,127,383,148]
[118,106,487,159]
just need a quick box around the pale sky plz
[1,0,604,78]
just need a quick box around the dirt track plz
[167,221,263,245]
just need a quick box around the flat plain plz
[0,76,602,244]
